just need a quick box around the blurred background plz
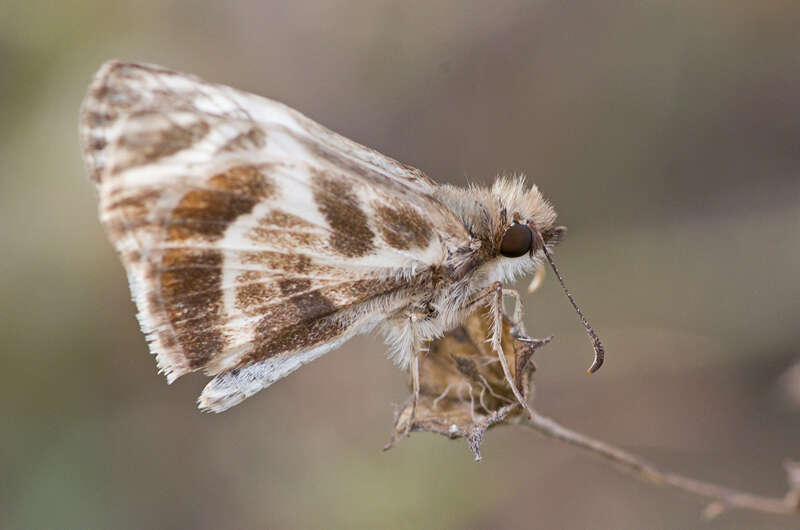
[2,1,799,528]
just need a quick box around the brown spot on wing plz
[235,281,281,314]
[278,278,338,322]
[244,317,348,366]
[277,278,311,296]
[249,210,322,248]
[248,226,321,249]
[168,165,275,241]
[312,173,375,257]
[113,116,209,174]
[159,248,226,368]
[239,276,405,366]
[208,164,275,197]
[240,251,311,274]
[236,277,339,326]
[257,210,315,229]
[374,204,432,250]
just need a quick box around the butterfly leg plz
[502,287,526,336]
[383,332,427,449]
[404,323,434,436]
[467,282,533,417]
[404,345,421,437]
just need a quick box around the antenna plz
[541,245,605,374]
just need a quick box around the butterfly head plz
[489,176,564,267]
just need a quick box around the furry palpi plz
[79,61,562,412]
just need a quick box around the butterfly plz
[79,61,603,415]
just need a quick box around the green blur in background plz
[2,1,799,529]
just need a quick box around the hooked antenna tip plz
[587,336,605,374]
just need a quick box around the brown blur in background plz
[2,1,800,529]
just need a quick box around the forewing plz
[80,61,470,410]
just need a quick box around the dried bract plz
[387,307,551,459]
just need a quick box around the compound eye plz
[500,223,533,258]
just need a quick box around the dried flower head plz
[386,307,551,460]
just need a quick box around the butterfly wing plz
[80,61,471,411]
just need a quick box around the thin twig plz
[518,410,800,519]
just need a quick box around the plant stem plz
[518,410,799,518]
